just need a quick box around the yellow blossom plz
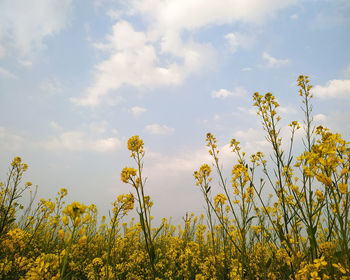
[127,135,144,152]
[121,167,137,184]
[338,183,347,194]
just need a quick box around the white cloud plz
[131,106,147,117]
[132,0,297,31]
[72,21,213,106]
[146,144,234,175]
[0,0,72,57]
[225,32,254,53]
[42,121,121,152]
[277,106,298,115]
[233,86,248,96]
[39,78,62,95]
[312,79,350,101]
[314,113,327,122]
[236,106,256,116]
[0,66,17,79]
[146,148,210,173]
[49,121,63,130]
[310,1,350,29]
[290,13,298,20]
[43,131,122,152]
[144,124,174,135]
[214,114,221,121]
[212,89,232,99]
[212,86,248,99]
[263,52,290,68]
[0,126,23,150]
[88,121,109,134]
[106,9,123,20]
[17,59,33,67]
[233,127,270,155]
[146,132,268,179]
[74,0,297,106]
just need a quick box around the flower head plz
[121,167,137,184]
[127,135,144,153]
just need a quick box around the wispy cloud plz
[132,0,298,31]
[146,148,211,174]
[42,121,121,152]
[49,121,63,131]
[263,52,290,68]
[290,13,299,20]
[277,106,298,115]
[131,106,147,117]
[144,124,174,135]
[0,126,23,150]
[225,32,255,53]
[42,131,122,152]
[314,113,327,122]
[236,106,256,116]
[73,0,298,106]
[0,0,72,57]
[39,78,62,95]
[0,67,17,79]
[212,86,247,99]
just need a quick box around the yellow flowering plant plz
[0,75,349,279]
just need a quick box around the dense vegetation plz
[1,75,349,279]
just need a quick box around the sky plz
[1,0,349,224]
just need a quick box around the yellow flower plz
[121,167,137,184]
[199,164,211,177]
[214,194,227,207]
[78,235,87,245]
[316,173,332,186]
[74,216,81,227]
[62,216,69,225]
[246,186,254,202]
[62,201,87,227]
[230,138,241,152]
[127,135,144,152]
[340,168,348,177]
[315,190,324,201]
[59,188,68,197]
[314,256,327,268]
[338,183,347,194]
[289,121,300,129]
[115,193,134,213]
[332,263,347,274]
[194,164,212,187]
[11,156,22,166]
[58,230,65,240]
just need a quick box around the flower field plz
[1,76,349,279]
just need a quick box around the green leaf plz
[152,224,164,242]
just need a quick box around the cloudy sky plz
[1,0,349,223]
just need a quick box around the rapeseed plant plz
[0,75,349,279]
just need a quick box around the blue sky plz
[1,0,349,223]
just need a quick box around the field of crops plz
[1,75,349,279]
